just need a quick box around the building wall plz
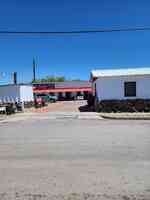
[20,85,34,102]
[0,85,20,102]
[55,81,91,88]
[33,81,92,102]
[0,85,34,102]
[33,81,91,89]
[94,75,150,101]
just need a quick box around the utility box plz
[0,84,34,103]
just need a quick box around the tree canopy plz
[32,76,81,83]
[32,76,66,83]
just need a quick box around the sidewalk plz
[0,115,6,121]
[0,111,102,123]
[1,111,150,123]
[0,112,36,123]
[100,112,150,120]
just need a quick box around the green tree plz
[32,76,66,83]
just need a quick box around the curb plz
[0,113,102,123]
[100,114,150,120]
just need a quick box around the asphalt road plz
[0,118,150,200]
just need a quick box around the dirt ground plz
[29,100,91,113]
[0,118,150,200]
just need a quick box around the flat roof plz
[91,67,150,78]
[33,81,91,88]
[0,83,32,87]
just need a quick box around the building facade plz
[0,84,34,103]
[33,81,92,100]
[91,68,150,112]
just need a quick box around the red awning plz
[33,87,92,93]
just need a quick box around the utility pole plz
[13,72,17,84]
[33,58,36,82]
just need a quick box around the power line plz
[0,27,150,36]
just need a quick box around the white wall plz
[20,85,34,102]
[0,85,34,103]
[0,85,20,102]
[94,75,150,101]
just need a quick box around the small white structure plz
[91,68,150,101]
[0,84,34,103]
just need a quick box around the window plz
[124,82,136,97]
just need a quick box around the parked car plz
[49,95,58,102]
[35,94,57,103]
[0,105,6,114]
[34,96,46,108]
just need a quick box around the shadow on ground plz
[78,104,95,112]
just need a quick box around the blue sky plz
[0,0,150,83]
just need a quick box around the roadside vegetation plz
[32,76,81,83]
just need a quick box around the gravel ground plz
[0,118,150,199]
[28,100,88,113]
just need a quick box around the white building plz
[0,84,34,103]
[91,68,150,101]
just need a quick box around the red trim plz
[33,87,92,93]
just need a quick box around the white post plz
[21,101,25,112]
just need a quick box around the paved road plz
[0,118,150,199]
